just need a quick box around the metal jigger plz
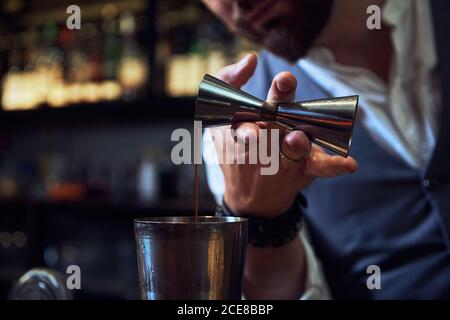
[195,74,359,157]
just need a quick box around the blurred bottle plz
[118,11,147,100]
[137,149,159,204]
[0,164,18,199]
[87,163,111,200]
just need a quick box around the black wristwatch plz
[216,194,307,248]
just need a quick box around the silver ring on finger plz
[280,149,309,163]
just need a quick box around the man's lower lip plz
[247,0,277,24]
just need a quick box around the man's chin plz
[234,0,334,63]
[239,32,308,63]
[266,45,307,63]
[263,32,310,63]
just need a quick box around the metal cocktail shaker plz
[134,216,247,300]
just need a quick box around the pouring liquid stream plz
[194,124,200,222]
[194,163,199,222]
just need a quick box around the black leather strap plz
[216,194,307,247]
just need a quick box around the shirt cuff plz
[298,226,332,300]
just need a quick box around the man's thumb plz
[216,53,257,88]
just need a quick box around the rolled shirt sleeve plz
[299,227,331,299]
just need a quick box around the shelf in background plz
[0,96,195,127]
[0,197,216,217]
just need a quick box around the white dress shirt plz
[300,0,440,169]
[203,0,439,299]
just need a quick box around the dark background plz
[0,0,257,299]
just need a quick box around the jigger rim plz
[134,216,248,225]
[347,95,359,156]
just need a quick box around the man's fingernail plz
[237,54,251,69]
[277,80,291,93]
[286,131,308,150]
[276,73,296,93]
[285,132,296,149]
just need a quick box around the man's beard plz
[238,0,334,62]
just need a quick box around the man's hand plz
[209,53,358,299]
[213,54,358,218]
